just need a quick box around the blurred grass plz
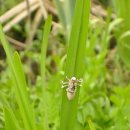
[0,0,22,15]
[113,0,130,69]
[0,16,52,130]
[40,16,52,130]
[87,117,96,130]
[0,22,37,129]
[54,0,76,39]
[4,107,19,130]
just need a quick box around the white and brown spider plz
[61,76,83,100]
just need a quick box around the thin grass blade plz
[40,16,52,130]
[4,107,20,130]
[13,52,37,130]
[87,117,96,130]
[54,0,66,28]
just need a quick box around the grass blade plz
[0,92,9,108]
[54,0,76,38]
[0,92,20,130]
[0,24,37,130]
[64,0,76,35]
[60,0,90,130]
[40,16,52,130]
[87,117,96,130]
[13,52,37,130]
[4,107,20,130]
[113,0,130,69]
[54,0,66,28]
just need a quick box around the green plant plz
[54,0,76,39]
[113,0,130,69]
[60,0,90,130]
[40,15,52,130]
[0,16,52,130]
[1,1,130,130]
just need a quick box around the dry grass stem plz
[3,3,39,32]
[0,0,38,24]
[38,0,48,18]
[6,35,26,49]
[25,9,42,44]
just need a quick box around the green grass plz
[40,16,52,130]
[0,24,37,130]
[0,16,52,130]
[87,117,95,130]
[4,107,19,130]
[60,0,90,130]
[54,0,76,38]
[1,0,130,130]
[113,0,130,69]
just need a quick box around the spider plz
[62,76,83,100]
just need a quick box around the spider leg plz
[61,84,68,88]
[78,79,83,83]
[77,82,82,87]
[78,84,82,87]
[66,76,70,81]
[66,88,69,91]
[62,81,68,84]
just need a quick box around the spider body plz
[62,76,82,100]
